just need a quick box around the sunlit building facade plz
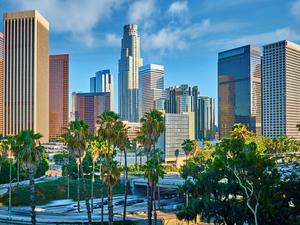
[0,33,4,136]
[218,45,261,138]
[118,24,143,122]
[4,10,49,142]
[138,64,164,119]
[49,54,69,140]
[262,40,300,140]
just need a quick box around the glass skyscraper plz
[197,96,215,140]
[118,24,143,122]
[218,45,261,138]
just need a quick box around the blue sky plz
[0,0,300,113]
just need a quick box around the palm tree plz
[174,149,180,167]
[139,110,165,225]
[114,121,130,224]
[182,139,195,162]
[97,111,120,225]
[62,120,92,225]
[230,123,251,140]
[17,130,44,225]
[89,139,100,213]
[144,149,165,225]
[7,136,21,185]
[0,140,9,176]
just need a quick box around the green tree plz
[62,120,92,225]
[89,139,100,213]
[17,130,44,225]
[97,111,120,225]
[174,149,179,167]
[181,139,196,161]
[0,140,9,176]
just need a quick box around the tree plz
[62,120,92,225]
[89,139,100,213]
[181,139,196,162]
[138,110,164,225]
[97,111,120,225]
[0,140,8,176]
[17,130,44,225]
[144,149,165,225]
[174,149,179,167]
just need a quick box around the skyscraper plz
[197,96,215,140]
[118,24,143,122]
[49,54,69,140]
[90,69,114,111]
[72,92,111,134]
[262,40,300,140]
[0,32,4,136]
[218,45,261,138]
[4,10,49,142]
[138,64,164,119]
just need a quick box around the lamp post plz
[8,148,16,220]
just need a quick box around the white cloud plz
[128,0,155,23]
[105,33,121,47]
[168,1,188,14]
[11,0,124,47]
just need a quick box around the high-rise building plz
[49,54,69,140]
[218,45,261,138]
[197,96,215,140]
[90,69,114,111]
[157,112,195,167]
[122,121,141,141]
[262,40,300,140]
[0,32,4,136]
[138,64,164,118]
[72,92,111,134]
[4,10,49,142]
[118,24,143,122]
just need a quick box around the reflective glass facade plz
[218,45,261,138]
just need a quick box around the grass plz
[0,175,127,206]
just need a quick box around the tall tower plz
[138,64,164,119]
[262,40,300,140]
[0,33,4,136]
[4,10,49,142]
[90,69,114,111]
[218,45,261,138]
[49,54,69,140]
[118,24,143,122]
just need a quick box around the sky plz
[0,0,300,114]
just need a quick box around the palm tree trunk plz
[79,157,92,225]
[123,148,128,224]
[100,162,104,225]
[134,143,137,171]
[77,162,80,212]
[17,159,20,186]
[107,143,113,225]
[146,151,152,225]
[91,160,95,213]
[153,179,157,225]
[29,168,36,225]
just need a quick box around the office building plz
[139,64,164,118]
[90,69,114,111]
[49,54,69,140]
[197,96,215,140]
[118,24,143,122]
[4,10,49,142]
[0,33,3,136]
[157,112,195,167]
[72,92,111,134]
[262,40,300,140]
[218,45,261,138]
[122,121,141,141]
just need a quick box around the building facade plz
[197,96,215,140]
[49,54,69,140]
[4,10,49,142]
[72,92,111,134]
[138,64,164,119]
[0,32,4,136]
[118,24,143,122]
[218,45,261,138]
[262,40,300,140]
[122,121,141,141]
[90,69,114,111]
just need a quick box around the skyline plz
[0,0,300,115]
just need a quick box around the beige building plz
[122,121,141,141]
[4,10,49,142]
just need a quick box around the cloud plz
[143,19,239,54]
[128,0,155,23]
[105,33,121,47]
[291,0,300,25]
[168,1,188,14]
[10,0,124,47]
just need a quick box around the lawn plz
[0,176,127,206]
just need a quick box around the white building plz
[139,64,164,119]
[262,40,300,140]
